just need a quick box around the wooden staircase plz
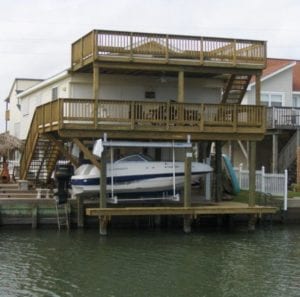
[20,109,61,183]
[23,135,60,184]
[222,74,251,104]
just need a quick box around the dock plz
[0,182,280,233]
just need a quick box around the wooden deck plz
[72,30,267,72]
[33,98,266,140]
[86,202,277,217]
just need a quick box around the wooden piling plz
[183,149,192,233]
[99,149,107,235]
[31,204,38,229]
[77,196,84,228]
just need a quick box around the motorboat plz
[71,154,213,198]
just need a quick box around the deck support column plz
[248,214,257,232]
[215,141,223,202]
[249,141,256,206]
[255,73,261,105]
[32,204,38,229]
[178,71,184,103]
[77,196,84,228]
[272,134,278,173]
[93,64,100,128]
[99,149,107,235]
[183,148,192,233]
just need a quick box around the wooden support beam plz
[183,148,192,234]
[184,149,192,207]
[272,134,278,173]
[93,64,100,128]
[72,138,101,169]
[44,134,80,167]
[255,73,261,105]
[31,204,38,229]
[215,141,223,202]
[99,149,107,235]
[77,196,84,228]
[248,141,256,206]
[100,149,107,209]
[178,71,184,102]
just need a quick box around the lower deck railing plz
[36,98,266,134]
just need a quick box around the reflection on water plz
[1,226,300,297]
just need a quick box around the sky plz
[1,0,300,133]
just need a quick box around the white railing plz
[235,165,288,210]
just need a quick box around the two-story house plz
[4,29,266,213]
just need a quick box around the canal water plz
[1,225,300,297]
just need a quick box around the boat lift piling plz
[93,135,197,235]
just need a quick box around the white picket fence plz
[234,165,288,210]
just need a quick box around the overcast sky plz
[1,0,300,133]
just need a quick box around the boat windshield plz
[115,154,153,163]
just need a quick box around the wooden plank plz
[86,204,277,216]
[177,71,184,102]
[72,138,101,169]
[44,134,80,167]
[249,141,256,206]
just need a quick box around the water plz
[1,226,300,297]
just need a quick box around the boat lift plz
[92,134,210,204]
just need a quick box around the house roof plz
[249,58,300,91]
[5,78,43,102]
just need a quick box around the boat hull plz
[71,161,212,197]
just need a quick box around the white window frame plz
[292,92,300,108]
[261,91,285,107]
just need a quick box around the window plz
[293,94,300,107]
[261,92,283,107]
[52,87,58,100]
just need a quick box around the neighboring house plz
[5,78,43,137]
[224,58,300,182]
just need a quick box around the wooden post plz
[32,204,38,229]
[248,141,256,206]
[184,149,192,207]
[215,141,222,202]
[296,131,300,185]
[255,73,261,106]
[99,148,107,235]
[183,149,192,233]
[77,196,84,228]
[178,71,184,103]
[248,214,257,232]
[93,64,99,128]
[272,134,278,173]
[297,147,300,185]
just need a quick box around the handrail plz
[267,106,300,129]
[59,98,265,132]
[71,30,266,68]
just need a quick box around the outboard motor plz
[54,163,74,204]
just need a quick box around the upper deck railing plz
[71,30,267,70]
